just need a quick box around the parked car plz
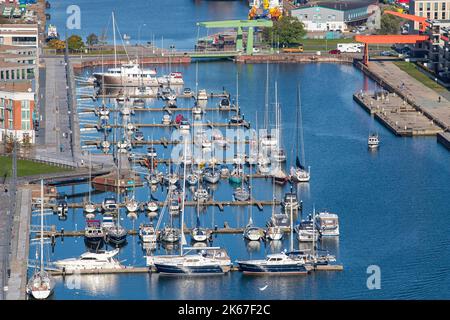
[329,49,341,55]
[380,51,397,57]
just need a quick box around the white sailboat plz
[26,180,55,300]
[290,84,310,183]
[84,152,96,217]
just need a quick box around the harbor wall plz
[236,54,355,64]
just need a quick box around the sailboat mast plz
[180,140,188,256]
[112,12,117,69]
[265,62,269,131]
[88,152,91,203]
[298,84,306,168]
[290,195,294,252]
[117,151,120,229]
[40,179,44,273]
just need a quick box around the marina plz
[0,0,449,302]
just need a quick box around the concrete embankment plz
[354,60,450,148]
[236,54,355,64]
[6,189,31,300]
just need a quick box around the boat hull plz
[154,263,226,275]
[237,262,308,275]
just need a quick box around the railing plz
[17,155,77,169]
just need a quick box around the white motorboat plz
[315,211,339,237]
[233,187,250,201]
[237,252,308,275]
[162,114,172,125]
[368,133,380,149]
[193,187,209,202]
[295,219,320,243]
[102,197,118,212]
[158,72,184,86]
[53,249,123,271]
[139,223,158,243]
[203,167,220,184]
[160,226,180,243]
[196,89,208,101]
[147,201,159,213]
[84,219,105,246]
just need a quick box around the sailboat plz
[26,180,55,300]
[106,155,127,246]
[290,84,311,183]
[153,141,231,275]
[265,177,283,241]
[191,197,211,242]
[84,152,96,217]
[237,187,308,275]
[271,82,288,185]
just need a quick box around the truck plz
[336,43,364,53]
[281,45,304,53]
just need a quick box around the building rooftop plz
[294,1,374,11]
[0,80,33,93]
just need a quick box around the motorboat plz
[220,165,229,178]
[53,249,123,271]
[183,87,193,96]
[186,173,199,186]
[315,211,339,237]
[368,133,380,149]
[158,72,184,86]
[84,202,96,215]
[102,197,118,212]
[218,97,231,109]
[196,89,208,101]
[153,248,232,275]
[237,252,308,275]
[229,114,245,125]
[179,120,190,132]
[84,219,105,246]
[270,213,291,228]
[192,104,204,115]
[139,223,158,243]
[272,148,287,163]
[56,200,68,217]
[133,131,144,142]
[106,225,128,246]
[162,114,172,125]
[93,60,158,87]
[233,187,250,201]
[294,218,320,242]
[193,187,209,202]
[160,226,180,243]
[133,98,145,108]
[146,201,159,213]
[169,199,181,215]
[147,147,157,158]
[281,192,301,212]
[101,215,115,230]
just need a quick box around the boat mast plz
[88,152,92,203]
[112,12,117,69]
[290,193,294,252]
[297,84,306,169]
[116,150,120,231]
[180,139,188,256]
[40,179,44,274]
[264,62,269,131]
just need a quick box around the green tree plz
[47,39,66,51]
[86,33,99,46]
[379,9,402,34]
[67,35,85,52]
[262,16,306,47]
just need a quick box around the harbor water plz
[36,1,450,300]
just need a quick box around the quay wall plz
[354,60,450,132]
[236,54,355,64]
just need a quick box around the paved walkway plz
[0,190,12,300]
[370,61,450,130]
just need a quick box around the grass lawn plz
[0,156,72,178]
[301,38,355,51]
[393,61,448,95]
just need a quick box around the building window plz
[442,2,446,10]
[434,2,438,10]
[419,3,423,11]
[443,12,446,19]
[434,12,438,19]
[426,3,431,10]
[427,12,431,18]
[21,101,30,130]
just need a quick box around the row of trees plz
[47,33,100,52]
[262,16,306,47]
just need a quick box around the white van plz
[337,43,363,53]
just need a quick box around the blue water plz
[47,0,249,49]
[36,1,450,300]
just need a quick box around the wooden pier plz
[82,121,251,130]
[353,91,442,136]
[80,106,238,114]
[45,199,281,212]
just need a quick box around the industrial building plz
[290,1,376,32]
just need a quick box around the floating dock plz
[353,91,442,136]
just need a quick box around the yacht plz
[158,72,184,86]
[315,211,340,237]
[290,165,310,183]
[265,225,283,241]
[53,249,123,271]
[147,147,157,158]
[218,97,231,109]
[146,201,159,213]
[125,198,139,213]
[93,61,158,87]
[162,114,172,125]
[102,197,118,212]
[133,98,145,108]
[139,223,158,243]
[243,221,263,241]
[368,133,380,149]
[237,252,308,275]
[84,220,105,247]
[281,192,301,212]
[153,248,231,275]
[196,89,208,101]
[186,173,199,186]
[106,224,128,246]
[160,225,180,243]
[56,200,68,218]
[233,187,250,202]
[193,187,209,202]
[294,218,320,243]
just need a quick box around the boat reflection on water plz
[61,274,121,297]
[245,240,261,253]
[161,242,180,254]
[266,239,283,253]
